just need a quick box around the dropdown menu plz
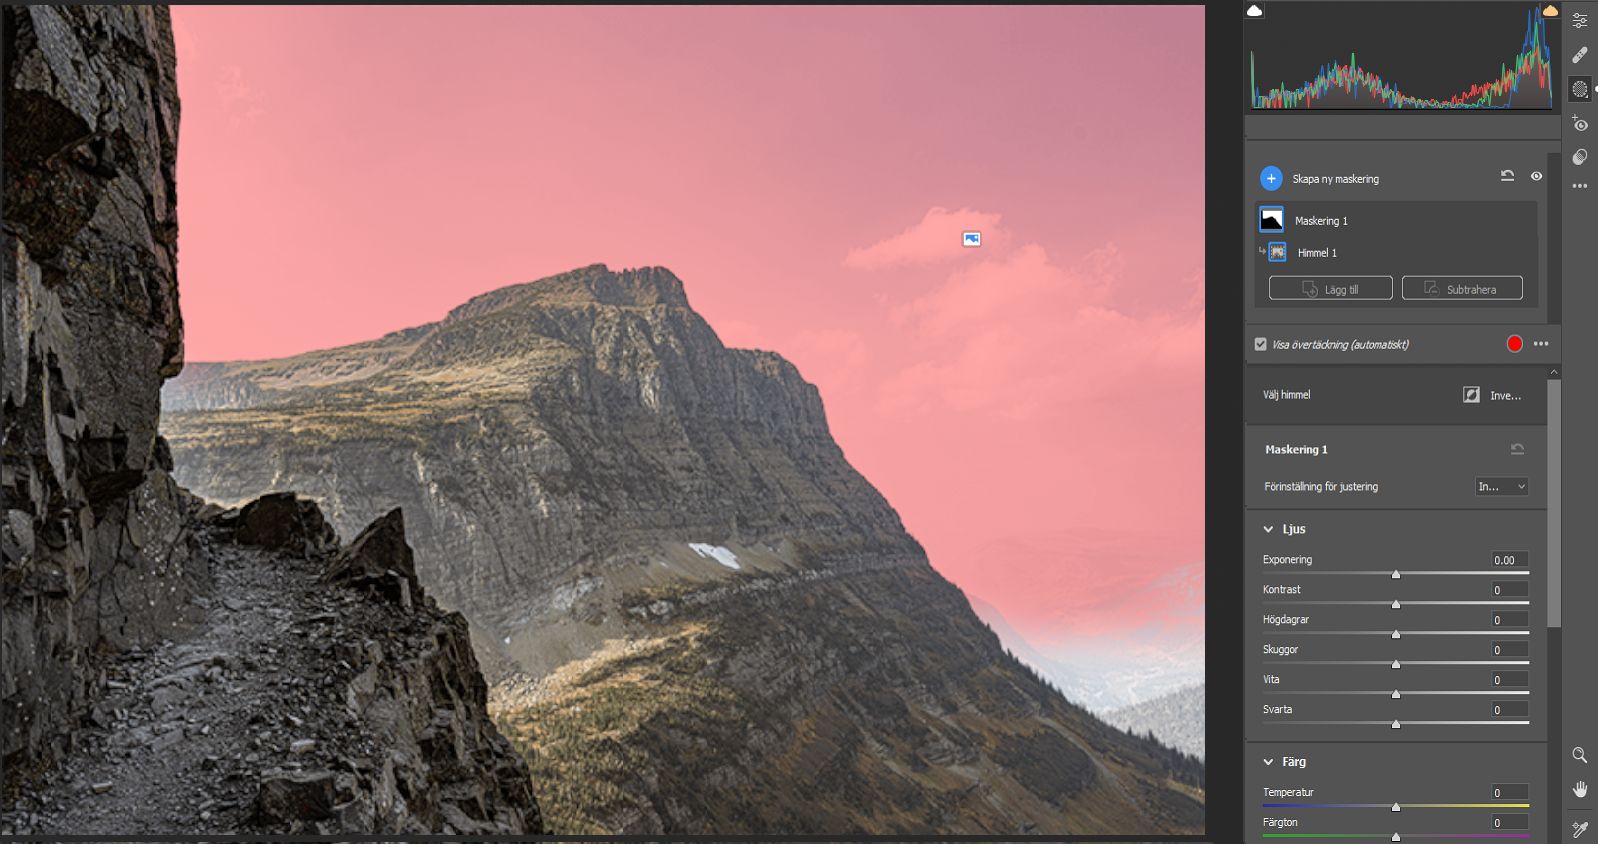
[1476,476,1532,497]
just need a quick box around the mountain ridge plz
[161,263,1203,834]
[163,264,918,628]
[163,264,713,412]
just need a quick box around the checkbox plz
[1254,337,1269,351]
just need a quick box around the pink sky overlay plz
[169,5,1204,657]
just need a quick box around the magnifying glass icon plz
[1578,746,1590,764]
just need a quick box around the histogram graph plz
[1248,3,1557,110]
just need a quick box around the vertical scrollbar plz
[1548,369,1561,844]
[1549,373,1561,630]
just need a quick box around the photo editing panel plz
[1242,2,1596,843]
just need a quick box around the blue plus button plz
[1260,165,1284,191]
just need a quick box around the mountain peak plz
[446,264,690,324]
[160,256,1205,834]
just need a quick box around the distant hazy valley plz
[1104,686,1205,761]
[967,597,1204,756]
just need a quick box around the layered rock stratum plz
[162,263,1206,834]
[2,6,541,833]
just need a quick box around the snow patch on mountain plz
[689,543,741,570]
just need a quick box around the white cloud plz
[843,206,1009,269]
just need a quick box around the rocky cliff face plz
[2,4,196,787]
[163,264,1205,834]
[2,7,541,833]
